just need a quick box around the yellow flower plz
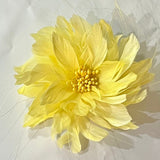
[15,15,154,153]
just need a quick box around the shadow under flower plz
[101,131,134,150]
[28,119,53,139]
[126,91,160,139]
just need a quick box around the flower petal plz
[100,72,137,96]
[14,55,60,74]
[23,97,59,127]
[41,82,73,105]
[56,16,73,36]
[14,55,63,85]
[80,118,108,141]
[57,132,71,148]
[23,114,53,128]
[81,91,99,109]
[61,94,91,116]
[126,58,154,87]
[96,103,132,127]
[79,33,94,67]
[129,59,152,73]
[101,94,126,104]
[99,61,125,83]
[117,122,138,130]
[70,15,91,34]
[87,24,108,68]
[51,112,71,138]
[52,32,79,71]
[99,19,119,61]
[119,33,140,71]
[121,59,154,106]
[99,19,114,40]
[18,82,49,98]
[124,89,147,106]
[15,64,56,85]
[32,27,55,56]
[71,127,81,153]
[88,113,111,129]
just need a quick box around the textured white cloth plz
[0,0,160,159]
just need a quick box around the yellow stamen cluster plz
[71,67,99,93]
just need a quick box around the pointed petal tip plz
[23,122,30,128]
[31,33,37,39]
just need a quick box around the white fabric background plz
[0,0,160,159]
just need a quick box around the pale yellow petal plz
[99,61,125,83]
[73,103,90,116]
[41,82,73,105]
[51,112,71,138]
[120,33,140,71]
[125,59,154,87]
[129,59,152,73]
[15,63,57,85]
[15,56,51,75]
[70,15,91,34]
[115,34,123,42]
[14,55,58,74]
[32,27,54,41]
[23,97,59,127]
[137,72,154,86]
[71,127,81,153]
[121,59,154,106]
[57,132,71,148]
[105,104,132,126]
[99,19,114,40]
[100,72,137,96]
[56,16,73,35]
[88,113,111,129]
[18,82,49,98]
[101,94,126,104]
[120,86,141,106]
[65,102,90,116]
[80,118,108,141]
[81,91,99,109]
[32,27,55,56]
[116,122,138,130]
[99,19,119,61]
[79,33,93,67]
[61,94,90,116]
[124,89,147,106]
[52,32,79,71]
[23,114,53,128]
[95,102,132,127]
[56,16,85,56]
[87,23,108,68]
[105,41,119,61]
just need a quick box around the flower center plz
[71,67,99,93]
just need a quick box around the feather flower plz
[15,15,154,153]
